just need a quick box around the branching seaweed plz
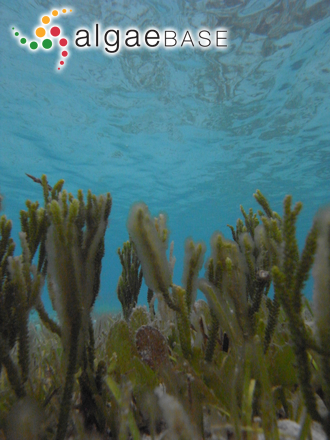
[2,183,330,440]
[117,240,143,321]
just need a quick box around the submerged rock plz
[257,419,326,440]
[136,325,170,370]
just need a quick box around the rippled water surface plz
[1,0,330,311]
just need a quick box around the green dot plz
[12,27,14,30]
[15,32,19,36]
[42,39,52,49]
[30,41,38,50]
[20,38,26,44]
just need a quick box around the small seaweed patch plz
[0,175,329,439]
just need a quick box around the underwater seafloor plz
[1,0,330,439]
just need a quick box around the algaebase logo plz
[12,7,228,73]
[11,8,72,71]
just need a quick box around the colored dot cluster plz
[12,8,72,71]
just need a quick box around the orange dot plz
[42,16,50,24]
[70,9,72,12]
[62,9,66,13]
[52,10,58,16]
[35,27,46,38]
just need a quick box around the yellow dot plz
[42,16,50,24]
[62,9,66,13]
[35,27,46,38]
[52,10,58,16]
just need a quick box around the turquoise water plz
[1,0,330,314]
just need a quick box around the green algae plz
[0,176,330,439]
